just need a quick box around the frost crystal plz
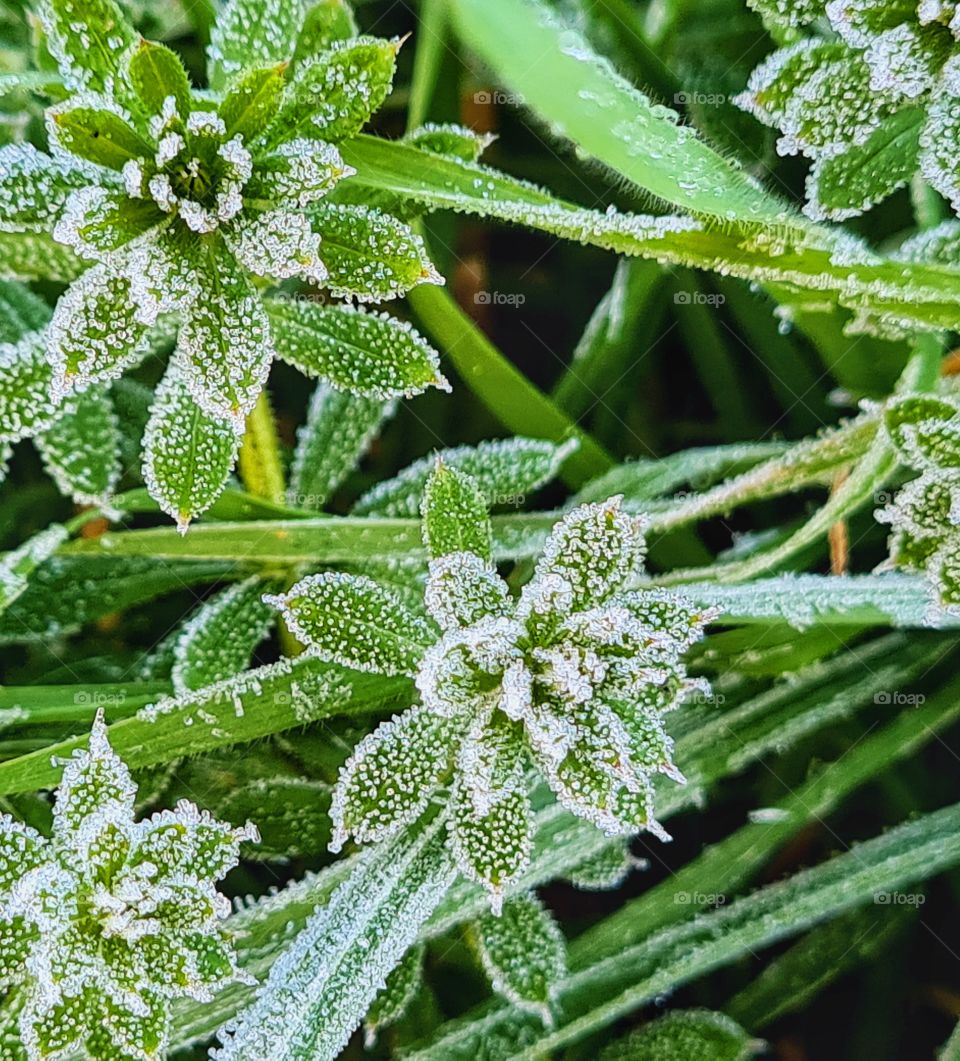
[270,479,713,909]
[0,1,447,520]
[737,0,960,217]
[0,712,256,1060]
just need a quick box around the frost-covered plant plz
[266,464,712,909]
[0,713,256,1060]
[877,392,960,614]
[740,0,960,217]
[0,0,448,524]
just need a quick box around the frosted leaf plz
[877,470,959,541]
[354,437,578,517]
[0,523,69,614]
[599,1009,755,1061]
[267,298,448,399]
[329,706,458,849]
[1,713,254,1059]
[920,56,960,211]
[363,942,424,1047]
[171,577,275,693]
[566,840,638,891]
[931,534,960,609]
[450,785,533,912]
[884,394,960,454]
[422,463,493,560]
[619,588,717,650]
[308,202,443,302]
[46,97,153,173]
[53,185,165,261]
[253,139,354,207]
[473,894,566,1022]
[406,122,496,162]
[613,776,671,842]
[126,39,192,120]
[207,0,304,91]
[225,208,327,284]
[894,218,960,262]
[273,36,399,144]
[177,251,272,423]
[293,0,359,65]
[288,382,393,509]
[896,418,960,470]
[264,571,434,676]
[457,706,527,817]
[37,0,136,94]
[425,552,511,630]
[142,358,241,531]
[524,497,647,615]
[0,334,57,445]
[0,144,87,233]
[35,384,121,506]
[46,255,154,395]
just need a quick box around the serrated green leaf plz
[598,1010,756,1061]
[266,298,447,398]
[292,0,358,66]
[215,776,333,860]
[54,185,166,260]
[35,384,121,505]
[126,38,191,118]
[0,333,57,444]
[807,108,923,221]
[451,787,533,912]
[364,943,425,1046]
[422,463,492,561]
[250,139,352,207]
[142,359,241,531]
[474,894,566,1022]
[355,437,575,517]
[288,383,392,510]
[264,571,433,676]
[218,63,288,141]
[406,122,494,162]
[172,576,275,693]
[49,102,154,170]
[39,0,137,93]
[0,143,86,233]
[207,0,303,91]
[272,35,398,144]
[308,202,441,301]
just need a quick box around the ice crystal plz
[0,712,256,1060]
[268,474,713,909]
[738,0,960,217]
[0,0,447,519]
[877,392,960,615]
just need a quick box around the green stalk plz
[237,390,286,506]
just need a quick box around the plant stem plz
[238,390,286,506]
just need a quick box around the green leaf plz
[0,230,82,282]
[308,202,442,301]
[207,0,303,91]
[422,463,492,560]
[0,281,51,341]
[49,101,154,170]
[0,333,57,444]
[126,38,191,119]
[0,144,86,233]
[474,894,566,1023]
[364,943,424,1047]
[218,63,288,141]
[451,787,533,912]
[266,298,448,398]
[264,571,434,676]
[250,139,352,207]
[54,185,166,260]
[214,776,333,860]
[178,248,272,423]
[598,1010,757,1061]
[292,0,358,66]
[0,523,69,614]
[329,707,458,848]
[39,0,137,93]
[807,108,923,221]
[172,576,275,693]
[747,0,825,26]
[355,437,575,517]
[288,383,392,510]
[406,123,494,162]
[272,36,398,144]
[142,360,241,531]
[212,814,455,1061]
[35,384,121,505]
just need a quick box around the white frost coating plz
[225,209,328,284]
[256,139,354,207]
[323,496,712,904]
[0,711,255,1060]
[0,522,68,612]
[212,817,455,1061]
[0,143,86,233]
